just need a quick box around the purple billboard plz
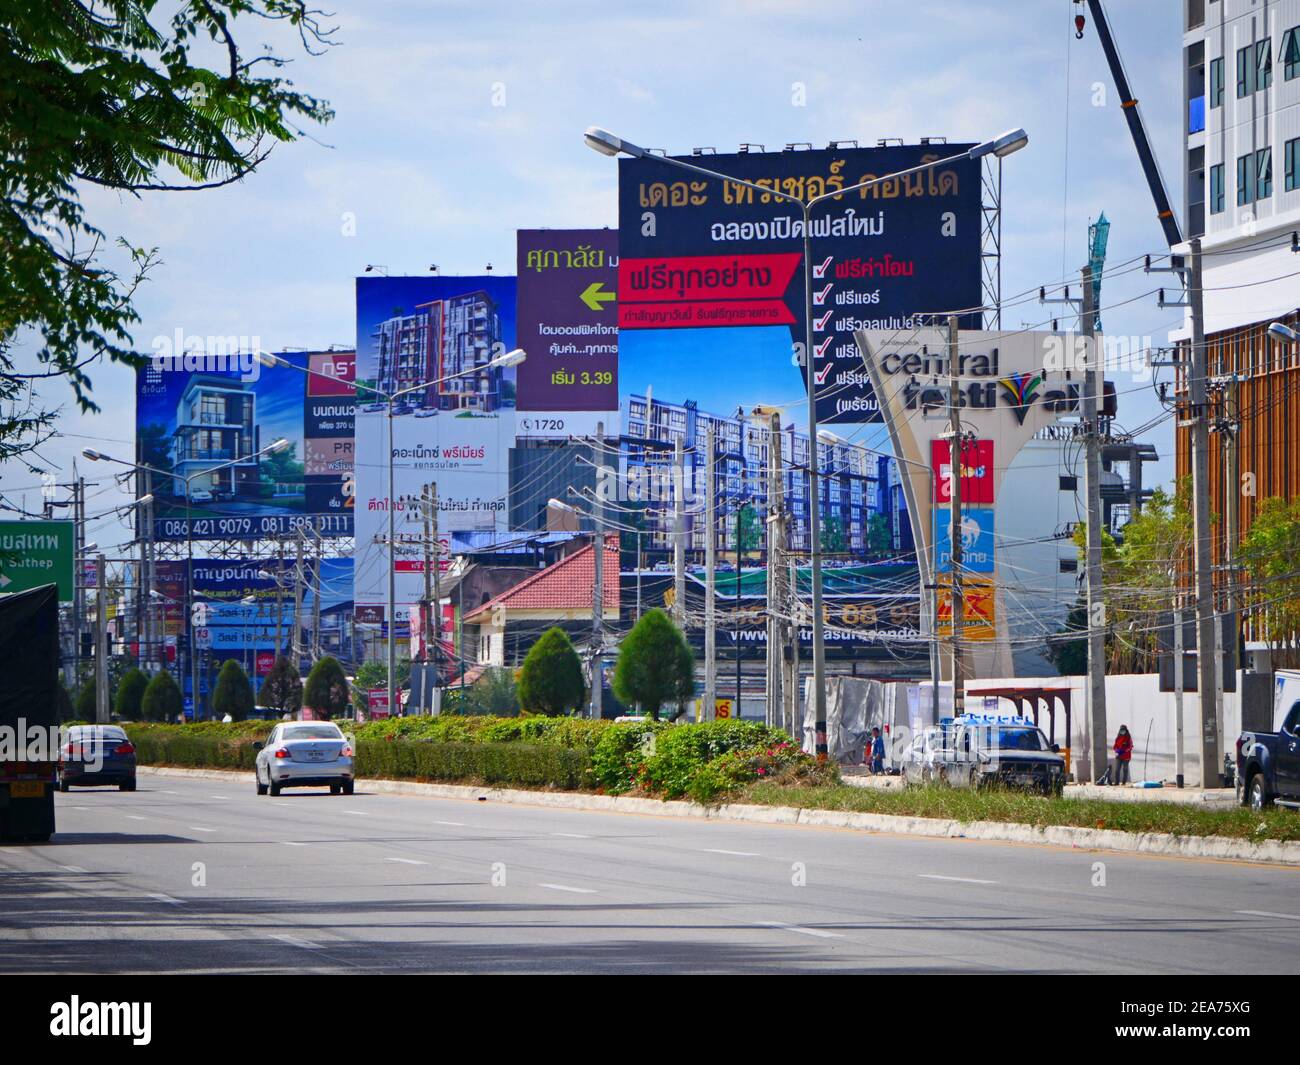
[516,229,618,413]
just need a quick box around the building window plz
[1237,152,1253,204]
[1209,56,1224,107]
[1237,38,1272,97]
[1284,27,1300,80]
[1210,163,1225,213]
[1288,137,1300,191]
[1257,146,1273,199]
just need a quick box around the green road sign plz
[0,521,75,602]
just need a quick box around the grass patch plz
[738,781,1300,843]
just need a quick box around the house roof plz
[464,535,619,622]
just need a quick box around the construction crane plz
[1074,0,1184,252]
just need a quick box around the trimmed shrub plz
[212,659,255,721]
[641,720,789,799]
[303,656,349,718]
[140,670,183,722]
[261,655,302,714]
[114,668,149,720]
[612,609,694,720]
[355,740,590,790]
[516,627,585,716]
[75,679,98,719]
[591,720,667,794]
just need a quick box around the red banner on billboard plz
[931,439,994,504]
[618,252,801,328]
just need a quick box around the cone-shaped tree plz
[517,627,585,716]
[613,608,695,721]
[140,670,183,722]
[114,667,149,720]
[303,656,350,719]
[74,678,97,719]
[212,659,255,721]
[261,655,303,715]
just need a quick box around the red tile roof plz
[465,536,619,621]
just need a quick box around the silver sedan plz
[254,722,355,796]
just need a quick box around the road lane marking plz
[270,933,321,950]
[188,826,216,833]
[161,790,180,795]
[385,858,428,866]
[147,893,184,906]
[281,841,309,847]
[433,820,465,826]
[918,874,997,885]
[208,795,230,800]
[60,865,87,874]
[552,832,589,839]
[343,810,366,816]
[1236,910,1300,921]
[126,815,147,821]
[755,920,843,939]
[538,882,597,894]
[702,848,759,857]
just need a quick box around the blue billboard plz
[616,143,982,425]
[933,506,995,573]
[136,350,355,541]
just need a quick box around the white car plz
[253,721,354,796]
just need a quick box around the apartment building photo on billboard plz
[171,376,259,502]
[373,291,509,414]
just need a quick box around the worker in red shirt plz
[1113,724,1133,785]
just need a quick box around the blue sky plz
[4,0,1185,548]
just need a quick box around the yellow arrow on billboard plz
[580,281,616,311]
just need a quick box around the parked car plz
[187,489,214,503]
[1236,696,1300,810]
[901,714,1065,796]
[253,721,354,796]
[58,725,137,792]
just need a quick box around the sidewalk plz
[839,766,1239,808]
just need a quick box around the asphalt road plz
[1,773,1297,973]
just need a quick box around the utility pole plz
[704,423,717,720]
[430,482,441,693]
[292,529,305,670]
[1223,366,1240,711]
[73,477,85,685]
[273,538,286,659]
[95,552,108,724]
[1082,265,1109,784]
[764,412,786,728]
[310,531,323,661]
[590,420,605,720]
[422,483,435,664]
[672,434,686,630]
[1188,237,1221,786]
[786,557,801,736]
[1174,598,1185,788]
[946,315,966,718]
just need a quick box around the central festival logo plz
[998,371,1043,424]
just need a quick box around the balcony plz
[1188,95,1205,134]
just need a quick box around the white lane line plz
[70,806,92,811]
[61,865,87,874]
[433,820,465,826]
[188,826,216,833]
[702,848,759,857]
[755,920,843,940]
[208,795,230,800]
[385,857,428,866]
[161,790,181,795]
[538,882,597,894]
[343,810,366,816]
[269,933,321,950]
[1237,909,1300,921]
[281,841,309,847]
[147,893,184,906]
[918,874,997,885]
[126,815,147,821]
[552,832,589,839]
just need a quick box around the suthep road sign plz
[0,521,75,602]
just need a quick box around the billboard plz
[516,228,618,423]
[353,276,518,623]
[135,350,355,541]
[616,144,982,427]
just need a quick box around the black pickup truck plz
[1237,697,1300,810]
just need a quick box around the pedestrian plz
[870,726,885,774]
[1113,724,1133,785]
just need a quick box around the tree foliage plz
[613,608,695,721]
[516,627,585,716]
[260,654,302,714]
[0,0,334,430]
[140,669,182,722]
[113,667,149,719]
[212,659,254,720]
[303,655,349,719]
[1240,496,1300,661]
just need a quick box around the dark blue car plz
[59,725,137,792]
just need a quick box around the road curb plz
[136,766,1300,865]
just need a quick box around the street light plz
[584,125,1027,735]
[257,346,527,719]
[83,436,291,719]
[1267,321,1299,344]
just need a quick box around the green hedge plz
[130,730,260,770]
[354,740,590,790]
